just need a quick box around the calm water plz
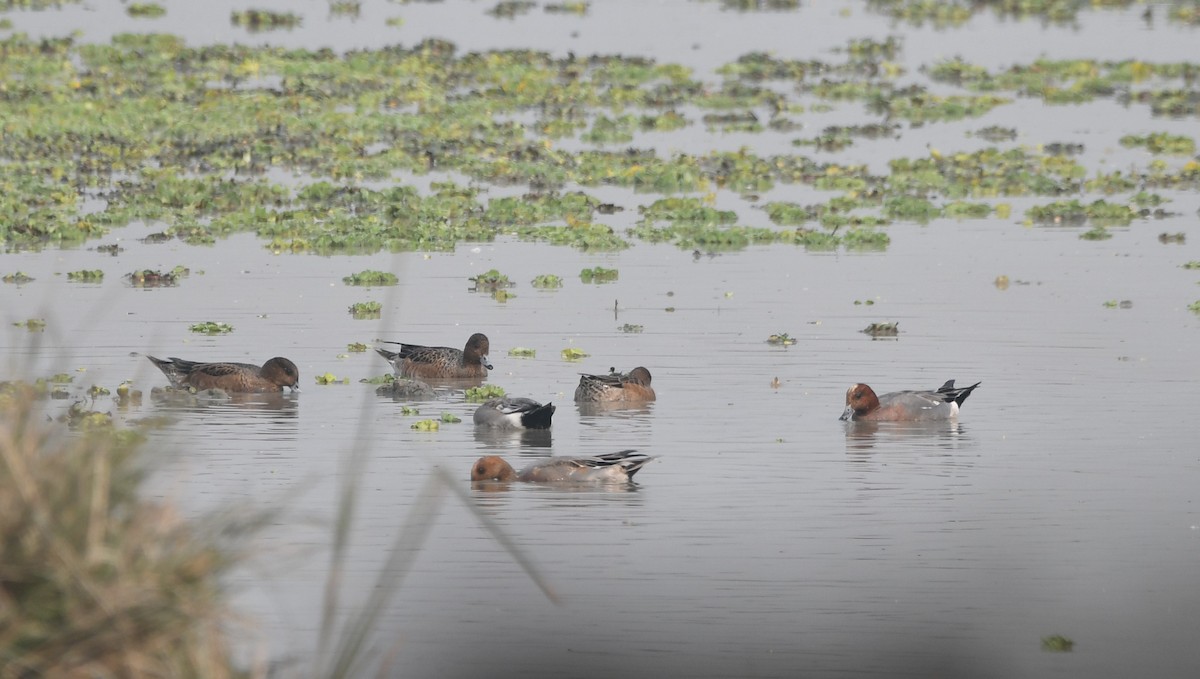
[3,1,1200,677]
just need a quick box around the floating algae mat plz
[0,22,1198,255]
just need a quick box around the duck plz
[574,366,655,403]
[473,396,555,430]
[376,332,491,380]
[146,355,300,393]
[840,379,980,422]
[470,450,654,483]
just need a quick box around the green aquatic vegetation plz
[702,111,762,133]
[328,0,361,17]
[127,3,166,17]
[513,222,630,250]
[1080,227,1113,241]
[488,1,536,18]
[465,384,506,402]
[1189,301,1200,313]
[87,385,111,398]
[861,322,899,337]
[440,412,462,423]
[713,0,801,9]
[230,9,301,31]
[764,202,816,225]
[342,270,399,286]
[469,269,515,292]
[841,228,891,250]
[361,373,395,385]
[66,269,104,282]
[188,322,234,335]
[580,267,619,283]
[766,333,796,346]
[315,373,350,385]
[1119,133,1196,155]
[410,419,440,431]
[782,228,841,250]
[486,192,602,227]
[560,347,590,361]
[1085,171,1139,195]
[638,197,737,227]
[348,301,382,319]
[942,201,992,219]
[128,269,179,287]
[14,319,47,332]
[883,195,940,222]
[1027,199,1137,226]
[508,347,537,358]
[619,324,644,333]
[400,406,420,416]
[2,272,34,284]
[531,274,563,288]
[48,373,74,384]
[887,147,1085,199]
[878,90,1012,123]
[1182,261,1200,270]
[346,342,369,352]
[972,126,1018,142]
[1041,635,1075,652]
[1170,5,1200,24]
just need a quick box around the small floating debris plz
[465,385,506,402]
[440,412,462,423]
[128,267,187,287]
[188,321,233,335]
[348,301,382,319]
[619,324,644,333]
[342,270,398,286]
[1041,635,1074,653]
[411,419,440,431]
[14,319,47,332]
[67,269,104,282]
[766,333,797,346]
[1159,232,1186,244]
[315,372,349,385]
[531,274,563,288]
[1102,300,1133,309]
[346,342,368,352]
[561,347,590,361]
[508,347,536,358]
[994,275,1010,290]
[2,272,34,284]
[860,322,899,337]
[469,269,514,293]
[580,267,618,283]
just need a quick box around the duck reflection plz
[472,425,554,450]
[150,386,299,418]
[575,401,655,418]
[843,419,970,452]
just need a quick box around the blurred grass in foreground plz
[0,369,555,677]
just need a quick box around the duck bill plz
[839,405,853,421]
[482,356,494,370]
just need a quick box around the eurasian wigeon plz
[146,355,300,393]
[573,366,655,403]
[840,379,980,422]
[473,396,555,430]
[470,449,654,483]
[375,333,492,380]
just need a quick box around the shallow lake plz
[3,1,1200,677]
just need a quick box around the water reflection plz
[149,389,300,417]
[575,401,656,418]
[472,426,554,450]
[843,419,971,452]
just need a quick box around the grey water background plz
[3,1,1200,677]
